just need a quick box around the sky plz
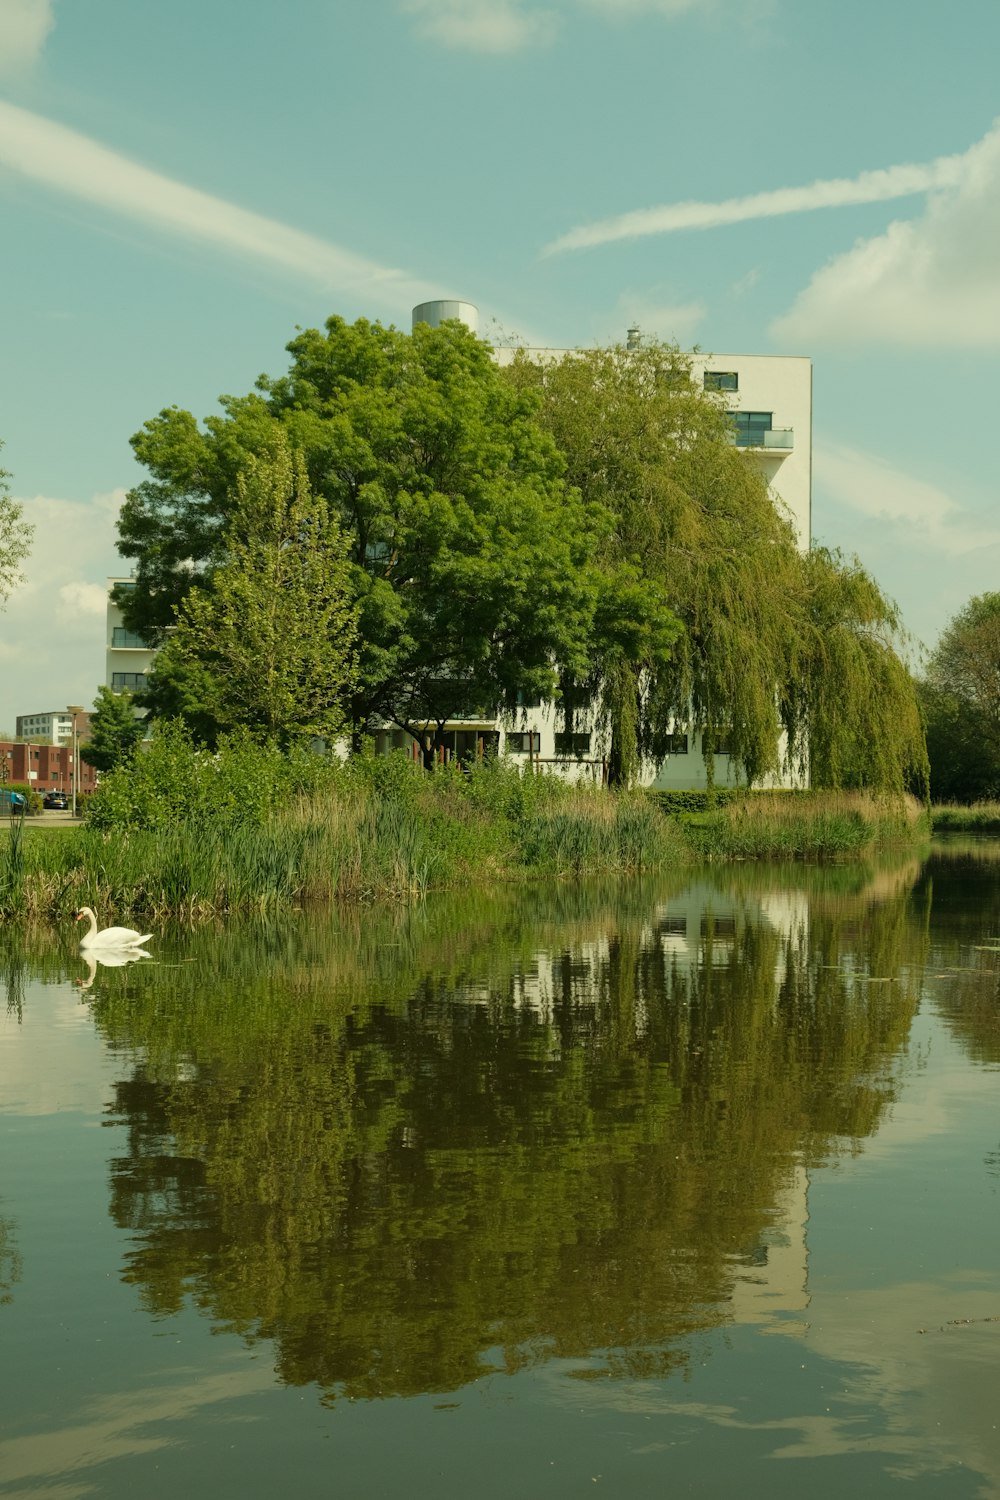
[1,0,998,727]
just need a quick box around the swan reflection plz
[76,949,151,991]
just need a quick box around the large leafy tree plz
[503,343,800,786]
[117,317,602,759]
[921,592,1000,801]
[143,434,358,748]
[503,343,927,796]
[80,686,147,773]
[0,444,33,611]
[790,548,928,797]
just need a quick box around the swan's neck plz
[82,909,98,941]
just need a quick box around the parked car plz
[43,790,69,810]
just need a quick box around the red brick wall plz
[0,742,98,792]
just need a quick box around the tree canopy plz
[0,444,33,612]
[503,343,926,795]
[921,592,1000,801]
[80,685,147,773]
[142,434,358,748]
[117,317,603,756]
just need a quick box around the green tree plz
[791,548,929,797]
[143,435,358,748]
[0,444,33,611]
[116,317,602,762]
[921,592,1000,801]
[503,343,802,787]
[80,685,147,773]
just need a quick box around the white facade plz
[106,579,156,695]
[14,710,74,745]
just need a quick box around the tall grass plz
[681,790,928,861]
[3,738,931,923]
[931,802,1000,834]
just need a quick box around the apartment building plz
[14,709,89,745]
[106,578,156,695]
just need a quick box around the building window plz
[111,673,147,691]
[663,733,688,755]
[506,731,541,754]
[554,731,592,757]
[515,689,543,709]
[705,371,738,392]
[112,627,148,648]
[731,411,772,447]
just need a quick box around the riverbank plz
[1,757,929,920]
[931,801,1000,834]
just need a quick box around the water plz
[1,845,999,1498]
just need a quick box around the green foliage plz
[80,685,146,773]
[0,443,33,611]
[118,317,603,748]
[143,434,358,748]
[681,791,927,861]
[503,343,796,786]
[647,788,747,816]
[921,592,1000,802]
[791,548,928,798]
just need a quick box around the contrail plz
[542,154,966,255]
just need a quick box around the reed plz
[931,801,1000,834]
[3,746,930,923]
[680,790,927,861]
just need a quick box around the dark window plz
[112,627,148,648]
[515,689,543,709]
[730,411,772,447]
[111,673,147,691]
[705,370,738,392]
[506,731,541,754]
[554,731,592,757]
[664,733,688,755]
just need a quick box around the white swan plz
[73,907,152,950]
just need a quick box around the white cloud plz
[0,489,123,724]
[544,154,965,255]
[0,100,442,313]
[59,581,111,619]
[401,0,742,52]
[0,0,55,73]
[773,121,1000,348]
[401,0,558,51]
[813,442,1000,559]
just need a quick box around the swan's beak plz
[71,910,82,921]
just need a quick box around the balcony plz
[729,414,794,453]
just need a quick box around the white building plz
[14,710,76,745]
[106,578,156,696]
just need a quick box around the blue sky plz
[1,0,998,726]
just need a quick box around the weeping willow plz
[504,342,927,797]
[786,547,928,798]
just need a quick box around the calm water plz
[2,845,999,1499]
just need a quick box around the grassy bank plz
[1,754,929,921]
[679,790,928,861]
[931,801,1000,834]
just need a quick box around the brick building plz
[0,741,98,795]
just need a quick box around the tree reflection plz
[89,868,926,1402]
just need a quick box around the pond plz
[1,843,999,1498]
